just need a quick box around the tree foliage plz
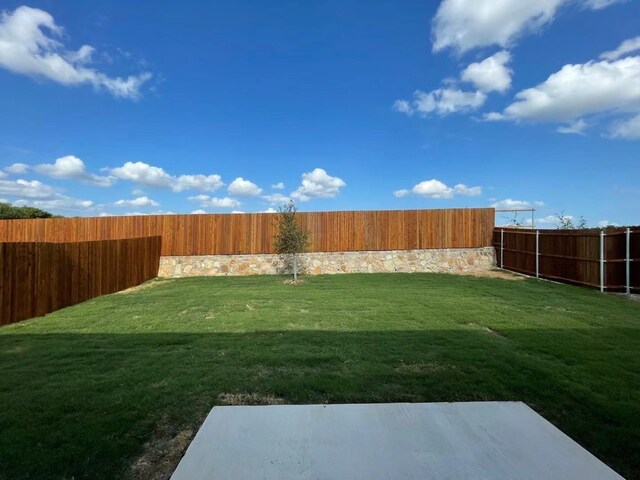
[0,203,55,219]
[555,211,587,230]
[273,201,310,280]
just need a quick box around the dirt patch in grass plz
[126,419,193,480]
[459,269,525,281]
[217,392,287,405]
[117,279,175,295]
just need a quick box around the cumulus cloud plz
[12,196,94,211]
[488,57,640,123]
[432,0,624,53]
[114,196,159,207]
[188,194,241,209]
[0,178,57,198]
[263,193,291,205]
[395,88,486,117]
[608,114,640,140]
[261,207,277,213]
[4,163,29,174]
[173,174,224,192]
[491,199,544,209]
[190,209,207,214]
[107,161,173,188]
[0,6,152,99]
[461,51,513,93]
[228,177,262,197]
[392,100,414,116]
[396,179,482,200]
[410,179,482,199]
[107,161,225,191]
[35,155,115,186]
[600,35,640,61]
[271,182,285,190]
[291,168,346,202]
[557,119,589,135]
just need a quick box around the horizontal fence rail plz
[494,227,640,293]
[0,236,162,326]
[0,208,495,256]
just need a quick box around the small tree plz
[274,201,310,281]
[555,211,588,230]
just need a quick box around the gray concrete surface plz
[171,401,624,480]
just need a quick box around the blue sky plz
[0,0,639,227]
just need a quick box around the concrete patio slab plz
[170,401,623,480]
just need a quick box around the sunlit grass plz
[1,273,638,479]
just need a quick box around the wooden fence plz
[0,236,162,326]
[493,228,640,293]
[0,208,495,256]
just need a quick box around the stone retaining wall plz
[158,247,496,277]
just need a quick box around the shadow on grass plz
[0,328,638,480]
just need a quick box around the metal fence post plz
[535,230,540,279]
[500,228,504,269]
[626,228,631,296]
[600,230,605,293]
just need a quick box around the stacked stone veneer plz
[158,247,495,277]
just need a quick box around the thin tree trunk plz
[293,255,298,281]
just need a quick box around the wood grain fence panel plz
[0,236,161,326]
[494,227,640,292]
[0,208,494,255]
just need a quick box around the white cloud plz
[537,214,572,227]
[12,196,94,211]
[173,174,224,192]
[231,210,245,214]
[190,209,207,214]
[107,161,228,191]
[598,219,619,227]
[392,100,414,116]
[4,163,29,174]
[413,88,486,116]
[263,193,291,205]
[114,196,159,207]
[491,198,544,209]
[261,207,277,213]
[402,179,482,199]
[432,0,624,53]
[461,51,513,93]
[600,35,640,61]
[107,161,173,188]
[188,194,241,209]
[608,114,640,140]
[492,57,640,123]
[0,178,57,198]
[35,155,115,186]
[228,177,262,197]
[0,6,152,99]
[291,168,346,202]
[557,118,589,135]
[271,182,285,190]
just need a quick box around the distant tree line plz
[0,202,56,219]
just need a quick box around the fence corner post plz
[500,228,504,269]
[600,229,605,293]
[626,227,631,296]
[535,230,540,279]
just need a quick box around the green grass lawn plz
[1,273,639,480]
